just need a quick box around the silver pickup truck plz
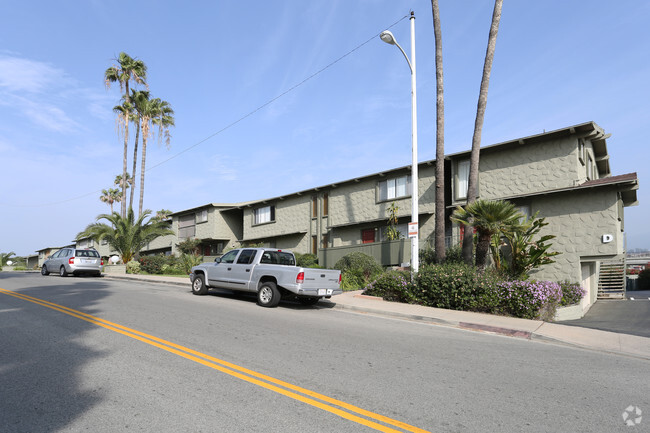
[189,248,342,307]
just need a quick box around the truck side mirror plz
[214,257,222,263]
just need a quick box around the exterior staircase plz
[597,260,626,299]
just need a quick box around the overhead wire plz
[3,15,410,208]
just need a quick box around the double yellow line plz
[0,288,429,433]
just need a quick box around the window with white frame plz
[378,175,410,202]
[254,205,275,225]
[178,214,196,238]
[456,159,470,200]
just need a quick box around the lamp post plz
[380,11,419,274]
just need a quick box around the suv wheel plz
[60,266,68,277]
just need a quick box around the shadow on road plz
[0,273,111,432]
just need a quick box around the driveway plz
[562,291,650,338]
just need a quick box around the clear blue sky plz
[1,1,648,256]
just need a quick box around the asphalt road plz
[562,293,650,338]
[0,273,648,433]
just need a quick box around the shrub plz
[558,281,586,306]
[295,253,321,268]
[414,262,502,312]
[13,266,27,271]
[444,245,464,264]
[139,255,167,274]
[365,270,415,303]
[419,248,437,266]
[179,253,203,275]
[496,280,562,321]
[334,252,383,291]
[126,260,141,274]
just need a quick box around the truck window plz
[236,249,257,264]
[220,250,238,264]
[260,251,295,266]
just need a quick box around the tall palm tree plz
[128,89,149,213]
[431,0,446,263]
[105,52,147,218]
[76,209,173,263]
[451,199,521,270]
[462,0,504,264]
[132,92,174,216]
[100,188,122,213]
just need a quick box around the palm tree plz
[431,0,446,263]
[0,251,16,266]
[152,209,173,221]
[105,52,147,218]
[462,0,504,264]
[128,89,149,213]
[114,172,133,195]
[76,208,173,264]
[451,199,522,270]
[132,92,174,216]
[100,188,122,213]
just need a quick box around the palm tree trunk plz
[121,118,129,219]
[138,122,148,217]
[130,117,140,213]
[432,0,446,264]
[462,0,503,264]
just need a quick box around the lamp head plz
[380,30,396,45]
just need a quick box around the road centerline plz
[0,288,429,433]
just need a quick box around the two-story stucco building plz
[153,121,637,313]
[40,121,637,314]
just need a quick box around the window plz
[380,224,408,241]
[321,233,329,249]
[378,175,411,201]
[456,159,470,200]
[220,250,238,264]
[236,249,257,264]
[312,196,318,218]
[322,193,329,216]
[578,138,585,164]
[179,214,196,238]
[587,155,594,180]
[312,235,318,254]
[196,209,208,223]
[254,205,275,225]
[260,251,296,266]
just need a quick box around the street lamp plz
[380,11,419,274]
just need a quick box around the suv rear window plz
[76,250,100,258]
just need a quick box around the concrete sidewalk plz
[104,274,650,361]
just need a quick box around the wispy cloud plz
[0,54,111,133]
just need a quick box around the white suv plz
[41,248,104,277]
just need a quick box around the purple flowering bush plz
[558,281,587,306]
[364,270,415,303]
[496,280,563,321]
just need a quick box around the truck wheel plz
[192,274,208,295]
[257,282,281,308]
[298,296,320,306]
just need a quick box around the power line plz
[3,15,409,208]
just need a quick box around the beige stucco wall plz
[243,196,310,243]
[527,189,623,283]
[329,165,436,229]
[474,137,579,200]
